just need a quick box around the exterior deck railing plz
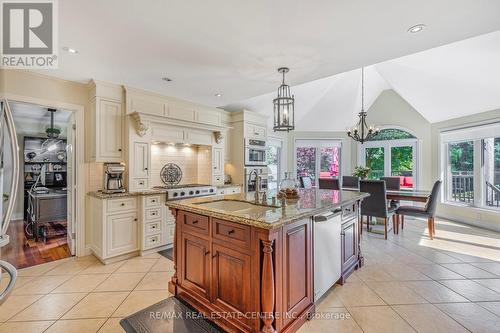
[486,181,500,207]
[451,174,474,203]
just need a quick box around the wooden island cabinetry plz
[169,209,314,333]
[167,190,368,333]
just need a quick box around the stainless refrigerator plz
[0,99,20,304]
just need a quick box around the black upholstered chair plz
[396,180,442,240]
[380,176,402,218]
[342,176,360,189]
[299,176,313,189]
[360,180,398,240]
[319,178,340,190]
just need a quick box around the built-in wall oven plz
[244,138,267,166]
[245,167,268,193]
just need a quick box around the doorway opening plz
[1,101,77,269]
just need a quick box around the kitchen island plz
[166,189,368,333]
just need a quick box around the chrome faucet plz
[249,169,263,203]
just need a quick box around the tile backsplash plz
[150,144,212,186]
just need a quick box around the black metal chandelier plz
[347,67,379,144]
[273,67,295,132]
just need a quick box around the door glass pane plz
[391,146,413,189]
[297,147,316,184]
[320,147,340,179]
[448,141,474,203]
[483,137,500,208]
[267,145,280,191]
[365,147,384,180]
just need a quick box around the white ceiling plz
[227,30,500,129]
[10,102,72,135]
[43,0,500,109]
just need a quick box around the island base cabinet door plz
[341,219,359,279]
[180,232,211,301]
[281,219,313,329]
[106,213,138,257]
[211,244,252,328]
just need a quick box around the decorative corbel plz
[130,112,150,137]
[213,131,223,144]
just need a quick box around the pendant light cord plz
[361,67,364,112]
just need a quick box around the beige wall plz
[431,108,500,231]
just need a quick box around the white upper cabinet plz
[132,142,149,178]
[86,81,124,162]
[98,99,123,159]
[212,147,223,176]
[245,123,267,139]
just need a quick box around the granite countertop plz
[88,189,168,199]
[166,189,369,230]
[217,183,243,188]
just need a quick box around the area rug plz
[120,297,224,333]
[158,248,173,260]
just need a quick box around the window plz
[483,137,500,208]
[359,128,417,189]
[295,139,341,187]
[267,144,281,190]
[441,122,500,210]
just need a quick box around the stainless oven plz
[245,167,268,193]
[244,138,267,166]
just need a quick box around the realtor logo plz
[1,0,58,68]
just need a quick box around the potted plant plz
[353,166,371,180]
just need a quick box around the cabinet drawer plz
[145,195,162,207]
[145,208,162,221]
[342,203,357,221]
[213,218,251,249]
[132,178,148,190]
[145,221,161,234]
[145,233,162,249]
[180,212,209,234]
[107,198,136,213]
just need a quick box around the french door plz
[295,139,342,187]
[359,139,418,190]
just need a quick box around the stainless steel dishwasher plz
[313,208,342,302]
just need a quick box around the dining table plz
[342,187,431,203]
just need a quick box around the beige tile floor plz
[0,216,499,332]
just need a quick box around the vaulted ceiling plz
[225,30,500,130]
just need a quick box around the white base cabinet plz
[217,185,242,195]
[89,196,138,262]
[139,194,172,253]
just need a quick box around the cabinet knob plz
[134,218,138,221]
[121,203,125,206]
[144,167,148,171]
[118,148,122,152]
[227,229,235,235]
[204,250,210,256]
[192,220,198,225]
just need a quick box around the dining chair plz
[380,176,402,229]
[342,176,359,189]
[299,176,313,189]
[359,180,398,240]
[319,178,340,190]
[396,180,442,240]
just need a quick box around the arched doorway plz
[358,128,419,190]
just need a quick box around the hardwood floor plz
[1,219,71,269]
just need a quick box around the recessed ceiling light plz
[214,93,222,97]
[62,46,78,54]
[407,24,425,34]
[162,77,172,82]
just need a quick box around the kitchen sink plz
[194,200,277,214]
